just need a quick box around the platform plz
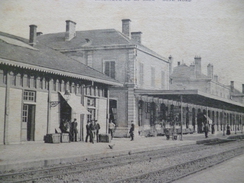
[0,131,242,172]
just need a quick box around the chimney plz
[65,20,76,41]
[178,61,181,66]
[207,63,213,79]
[122,19,131,38]
[214,75,218,82]
[194,56,202,77]
[131,32,142,44]
[29,25,37,46]
[230,81,234,92]
[37,32,43,36]
[242,84,244,94]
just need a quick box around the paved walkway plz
[0,131,242,172]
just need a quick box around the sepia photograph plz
[0,0,244,182]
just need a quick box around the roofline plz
[59,44,137,52]
[0,58,123,87]
[59,44,168,63]
[136,47,169,63]
[170,77,212,81]
[135,89,244,108]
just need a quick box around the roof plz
[170,64,209,80]
[0,31,123,86]
[37,29,168,62]
[135,89,244,113]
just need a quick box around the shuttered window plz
[104,61,115,79]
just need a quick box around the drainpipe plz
[180,95,183,141]
[106,88,110,134]
[47,79,52,134]
[4,71,10,144]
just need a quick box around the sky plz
[0,0,244,91]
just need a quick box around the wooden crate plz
[98,134,111,143]
[61,133,70,143]
[44,134,60,143]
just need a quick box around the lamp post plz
[180,95,183,141]
[234,113,236,134]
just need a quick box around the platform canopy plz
[59,92,90,114]
[135,89,244,113]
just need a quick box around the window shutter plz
[105,62,110,76]
[111,61,115,79]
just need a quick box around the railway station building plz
[36,19,244,137]
[0,29,122,145]
[37,19,171,137]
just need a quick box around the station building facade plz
[37,19,244,137]
[37,19,171,137]
[0,28,122,145]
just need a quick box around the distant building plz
[169,57,244,133]
[0,27,122,145]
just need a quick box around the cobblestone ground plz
[173,153,244,183]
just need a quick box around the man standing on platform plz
[129,121,135,141]
[94,120,100,142]
[90,121,95,143]
[108,120,115,140]
[85,121,91,143]
[71,118,78,142]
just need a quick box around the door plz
[22,104,36,141]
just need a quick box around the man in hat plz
[94,120,100,142]
[129,121,135,141]
[71,118,78,142]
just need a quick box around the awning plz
[59,92,90,114]
[135,89,244,113]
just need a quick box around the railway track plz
[114,146,244,183]
[0,140,243,182]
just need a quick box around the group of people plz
[85,120,100,143]
[60,118,135,142]
[60,118,78,142]
[108,120,135,141]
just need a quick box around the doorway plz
[22,104,36,141]
[109,100,117,125]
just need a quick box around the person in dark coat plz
[129,121,135,141]
[89,121,95,143]
[85,121,91,143]
[211,123,215,134]
[226,125,231,135]
[71,118,78,142]
[94,120,100,142]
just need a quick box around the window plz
[87,97,96,107]
[104,61,115,79]
[139,63,144,86]
[22,104,28,122]
[87,109,95,121]
[151,67,155,87]
[161,71,165,89]
[23,90,36,102]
